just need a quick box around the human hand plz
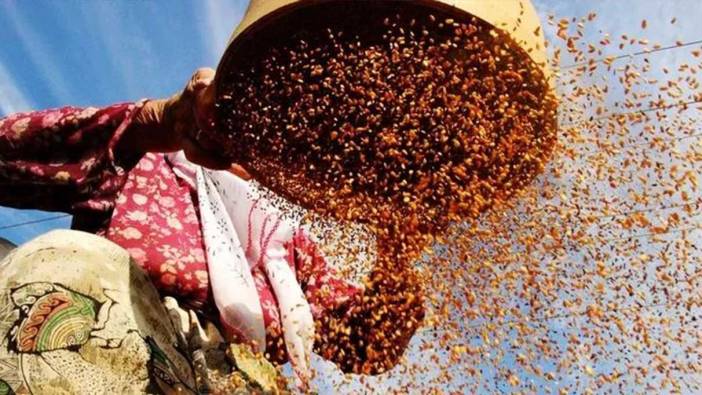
[229,163,252,180]
[127,68,232,169]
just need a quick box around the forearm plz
[0,104,144,213]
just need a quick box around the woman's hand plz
[122,68,233,169]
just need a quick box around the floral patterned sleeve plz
[0,103,145,215]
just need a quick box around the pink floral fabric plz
[0,104,143,224]
[107,153,210,308]
[0,105,362,363]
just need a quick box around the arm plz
[0,103,145,213]
[0,68,229,214]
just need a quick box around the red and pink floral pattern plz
[0,104,142,218]
[107,153,210,307]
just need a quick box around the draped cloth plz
[168,152,314,387]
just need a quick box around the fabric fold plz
[169,152,315,387]
[195,166,266,352]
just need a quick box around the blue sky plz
[1,1,701,393]
[0,0,247,244]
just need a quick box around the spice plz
[210,2,556,375]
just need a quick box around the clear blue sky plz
[1,1,700,393]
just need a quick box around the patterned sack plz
[0,230,195,394]
[0,230,287,394]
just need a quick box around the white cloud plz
[0,60,32,116]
